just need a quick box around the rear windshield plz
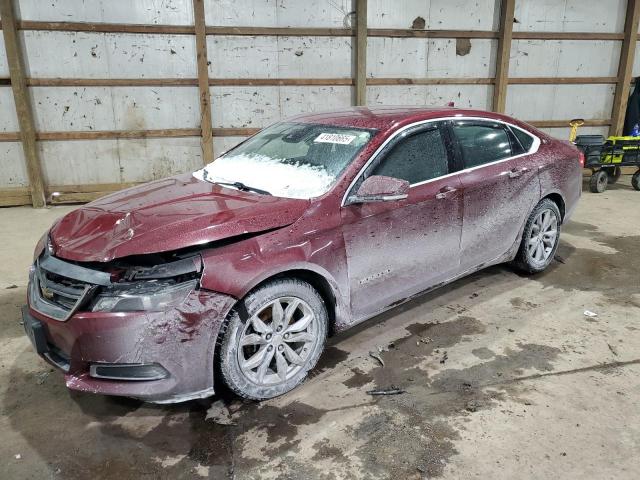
[194,122,375,199]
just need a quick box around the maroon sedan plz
[23,107,582,403]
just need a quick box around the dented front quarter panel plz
[30,290,236,402]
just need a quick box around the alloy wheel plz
[526,208,558,265]
[237,297,319,385]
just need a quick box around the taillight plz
[578,151,585,168]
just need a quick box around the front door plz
[451,120,541,271]
[341,123,463,321]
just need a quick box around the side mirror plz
[348,175,410,204]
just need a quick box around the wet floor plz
[1,178,639,479]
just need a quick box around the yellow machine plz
[570,119,640,193]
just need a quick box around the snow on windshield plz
[193,122,374,199]
[193,153,336,199]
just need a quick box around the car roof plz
[289,106,532,133]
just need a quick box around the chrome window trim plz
[341,116,541,206]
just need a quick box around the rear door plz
[341,122,463,320]
[451,120,540,271]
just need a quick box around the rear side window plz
[453,122,512,168]
[511,127,535,152]
[372,128,448,184]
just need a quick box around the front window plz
[194,122,375,199]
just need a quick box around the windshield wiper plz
[213,180,272,196]
[201,169,271,195]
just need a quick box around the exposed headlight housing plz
[91,280,197,313]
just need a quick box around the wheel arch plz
[541,191,566,222]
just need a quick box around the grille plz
[30,251,109,321]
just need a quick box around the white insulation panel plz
[39,138,204,186]
[506,84,615,120]
[0,88,19,132]
[367,0,498,30]
[208,36,353,78]
[0,36,8,77]
[21,31,197,78]
[367,85,492,110]
[514,0,625,33]
[368,38,496,78]
[30,87,200,131]
[510,40,621,78]
[211,86,352,128]
[214,136,248,158]
[1,143,28,188]
[205,0,355,28]
[17,0,194,25]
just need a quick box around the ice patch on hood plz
[193,153,335,199]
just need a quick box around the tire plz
[218,278,328,400]
[632,170,640,191]
[512,198,562,274]
[589,170,608,193]
[603,166,621,184]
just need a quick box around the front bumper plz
[24,288,236,403]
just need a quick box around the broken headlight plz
[91,280,197,313]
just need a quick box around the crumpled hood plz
[50,174,310,262]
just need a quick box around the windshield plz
[193,122,375,199]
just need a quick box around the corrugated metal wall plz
[0,0,638,197]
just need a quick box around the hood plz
[50,174,310,262]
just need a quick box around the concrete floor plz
[0,178,639,479]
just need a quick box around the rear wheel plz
[603,166,621,184]
[218,279,327,400]
[513,198,561,274]
[589,170,608,193]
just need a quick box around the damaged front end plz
[24,240,236,403]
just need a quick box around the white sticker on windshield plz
[314,133,356,145]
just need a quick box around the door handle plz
[435,186,457,199]
[508,167,529,179]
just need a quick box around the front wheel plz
[218,279,328,400]
[512,198,562,274]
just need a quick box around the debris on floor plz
[5,285,18,289]
[35,371,51,385]
[584,310,598,318]
[607,343,619,356]
[440,351,449,364]
[366,386,406,396]
[369,350,385,367]
[205,400,236,425]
